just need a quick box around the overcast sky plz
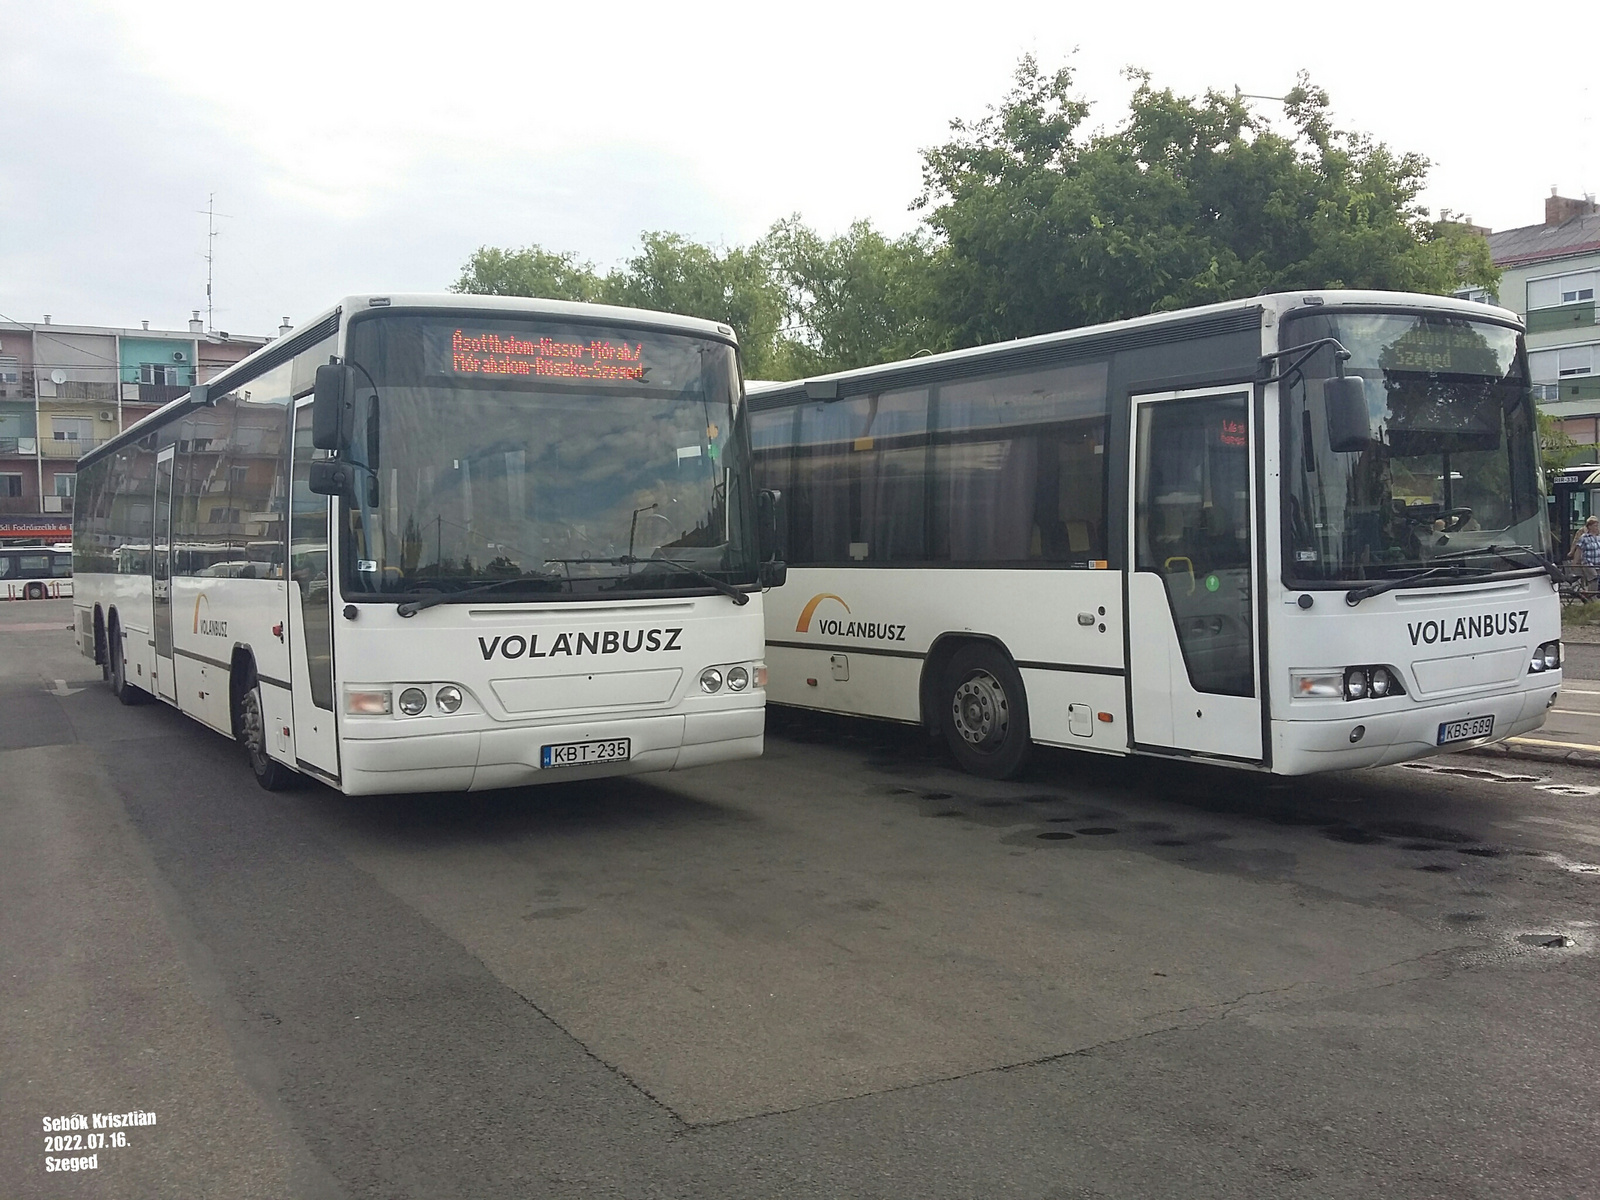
[1,0,1590,337]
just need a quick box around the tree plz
[917,58,1501,347]
[598,232,793,378]
[760,217,944,374]
[452,245,600,302]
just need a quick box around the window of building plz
[1453,287,1496,306]
[140,363,178,386]
[1530,346,1596,381]
[52,417,93,442]
[54,473,76,498]
[0,474,22,497]
[1528,271,1598,311]
[0,355,19,384]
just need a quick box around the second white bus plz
[750,290,1561,777]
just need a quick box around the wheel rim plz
[242,690,270,774]
[951,670,1009,750]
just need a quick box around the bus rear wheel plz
[25,581,44,600]
[940,644,1033,780]
[107,617,147,706]
[237,682,297,791]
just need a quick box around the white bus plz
[72,295,785,794]
[749,290,1562,777]
[1,546,73,600]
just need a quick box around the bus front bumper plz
[1272,679,1560,774]
[338,705,764,796]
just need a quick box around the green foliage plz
[917,59,1501,347]
[451,245,600,302]
[759,217,944,374]
[455,57,1499,375]
[597,232,792,378]
[1539,410,1583,480]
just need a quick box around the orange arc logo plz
[192,592,209,634]
[795,593,849,633]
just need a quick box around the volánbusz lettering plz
[810,618,908,642]
[1407,609,1530,647]
[477,628,684,660]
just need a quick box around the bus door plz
[1126,386,1262,761]
[288,400,339,780]
[152,445,178,703]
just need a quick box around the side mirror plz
[757,488,787,562]
[312,363,355,451]
[307,458,356,498]
[1324,375,1371,453]
[760,560,788,588]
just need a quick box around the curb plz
[1466,741,1600,769]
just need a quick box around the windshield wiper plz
[1344,562,1491,607]
[543,556,750,606]
[396,573,562,617]
[1425,543,1561,581]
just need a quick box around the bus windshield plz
[339,313,758,600]
[1280,310,1549,583]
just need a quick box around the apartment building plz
[1476,191,1600,445]
[0,313,268,544]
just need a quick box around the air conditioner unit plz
[172,351,187,362]
[43,496,63,513]
[98,410,114,422]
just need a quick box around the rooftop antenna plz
[199,193,232,334]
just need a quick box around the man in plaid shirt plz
[1572,516,1600,596]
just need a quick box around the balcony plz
[0,436,39,458]
[138,382,188,405]
[39,437,104,459]
[0,496,43,514]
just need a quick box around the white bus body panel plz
[1268,577,1561,773]
[765,568,1128,755]
[334,595,766,796]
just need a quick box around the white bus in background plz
[72,294,785,794]
[750,290,1561,778]
[1,547,73,600]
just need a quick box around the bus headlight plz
[345,688,392,715]
[700,668,723,693]
[727,665,749,691]
[397,687,427,716]
[435,685,463,713]
[1530,642,1561,672]
[1344,668,1369,700]
[1370,666,1395,697]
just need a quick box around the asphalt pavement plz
[3,597,1598,1199]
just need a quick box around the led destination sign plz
[419,318,721,393]
[446,329,646,382]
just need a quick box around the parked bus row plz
[71,290,1562,793]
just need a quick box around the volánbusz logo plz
[1407,609,1530,646]
[192,593,227,638]
[794,593,907,642]
[477,628,682,660]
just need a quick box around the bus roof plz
[78,294,741,471]
[744,289,1523,408]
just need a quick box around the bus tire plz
[237,681,297,792]
[25,581,44,600]
[939,643,1033,780]
[107,616,147,706]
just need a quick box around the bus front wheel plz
[939,644,1032,780]
[237,683,297,792]
[25,581,44,600]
